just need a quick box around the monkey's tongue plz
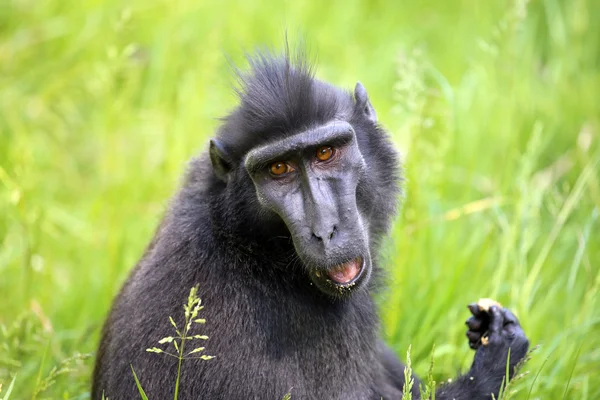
[327,258,361,284]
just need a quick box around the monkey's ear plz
[209,139,233,182]
[354,81,377,123]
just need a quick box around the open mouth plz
[312,257,365,290]
[325,257,363,286]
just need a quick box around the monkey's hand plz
[434,302,530,399]
[465,301,529,378]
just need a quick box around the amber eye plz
[316,146,334,161]
[269,161,290,176]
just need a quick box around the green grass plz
[1,0,599,398]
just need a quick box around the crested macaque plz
[92,51,528,399]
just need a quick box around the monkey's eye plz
[269,161,294,176]
[316,146,334,162]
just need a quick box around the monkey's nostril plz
[328,226,337,240]
[312,226,336,243]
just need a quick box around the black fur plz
[92,50,528,399]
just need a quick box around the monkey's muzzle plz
[326,257,363,285]
[309,256,369,296]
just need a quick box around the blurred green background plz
[1,0,599,398]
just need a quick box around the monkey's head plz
[208,53,400,298]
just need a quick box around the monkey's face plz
[245,122,372,297]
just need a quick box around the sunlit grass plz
[0,0,598,398]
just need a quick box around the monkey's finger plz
[501,308,525,338]
[488,306,504,335]
[469,340,480,350]
[501,308,520,326]
[465,316,484,331]
[468,303,484,318]
[466,330,481,343]
[468,338,482,350]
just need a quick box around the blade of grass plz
[561,342,583,399]
[130,365,149,400]
[526,356,549,400]
[0,375,17,400]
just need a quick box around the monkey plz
[92,50,529,399]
